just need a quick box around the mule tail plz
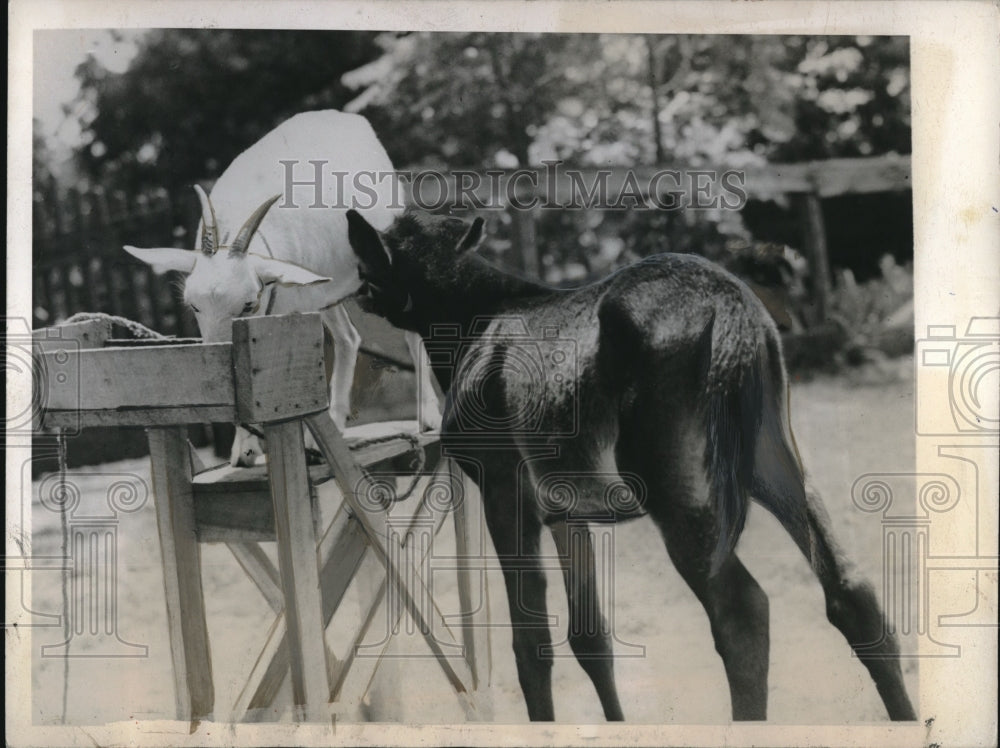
[705,318,810,575]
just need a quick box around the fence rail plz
[405,154,912,206]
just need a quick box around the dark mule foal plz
[344,208,917,723]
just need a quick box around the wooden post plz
[800,191,833,322]
[74,188,101,313]
[263,419,330,720]
[510,208,541,279]
[234,502,370,719]
[232,313,331,720]
[146,426,215,722]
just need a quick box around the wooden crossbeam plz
[233,496,369,717]
[190,422,438,543]
[233,465,454,719]
[38,343,234,414]
[304,413,478,706]
[227,542,283,613]
[330,477,452,709]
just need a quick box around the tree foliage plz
[59,30,910,284]
[351,32,909,170]
[69,30,909,191]
[74,29,380,196]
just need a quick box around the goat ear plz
[346,209,391,280]
[456,217,485,254]
[124,246,197,275]
[249,255,331,286]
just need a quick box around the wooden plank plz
[41,406,236,431]
[232,313,328,424]
[191,432,437,542]
[38,343,234,412]
[262,419,330,719]
[227,542,284,613]
[194,462,329,490]
[106,337,203,347]
[304,413,476,702]
[330,566,386,708]
[448,460,493,714]
[32,319,112,349]
[146,427,215,722]
[317,505,370,619]
[811,155,912,197]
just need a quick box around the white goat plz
[125,110,442,466]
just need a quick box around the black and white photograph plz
[7,2,998,747]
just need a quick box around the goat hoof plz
[418,406,443,431]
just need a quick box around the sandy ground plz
[26,357,918,726]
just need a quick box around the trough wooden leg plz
[448,459,493,720]
[263,419,331,721]
[147,427,214,722]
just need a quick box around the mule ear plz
[346,209,392,281]
[124,246,197,275]
[248,255,331,286]
[456,216,485,254]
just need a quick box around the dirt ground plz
[27,356,918,726]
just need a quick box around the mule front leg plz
[500,552,555,720]
[404,330,442,431]
[482,490,555,720]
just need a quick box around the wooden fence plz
[32,183,201,337]
[33,154,911,335]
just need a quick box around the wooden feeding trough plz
[33,312,491,723]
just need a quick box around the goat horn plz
[194,185,219,256]
[230,194,281,257]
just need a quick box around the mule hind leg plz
[618,418,771,721]
[549,520,625,721]
[648,496,771,720]
[751,373,917,721]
